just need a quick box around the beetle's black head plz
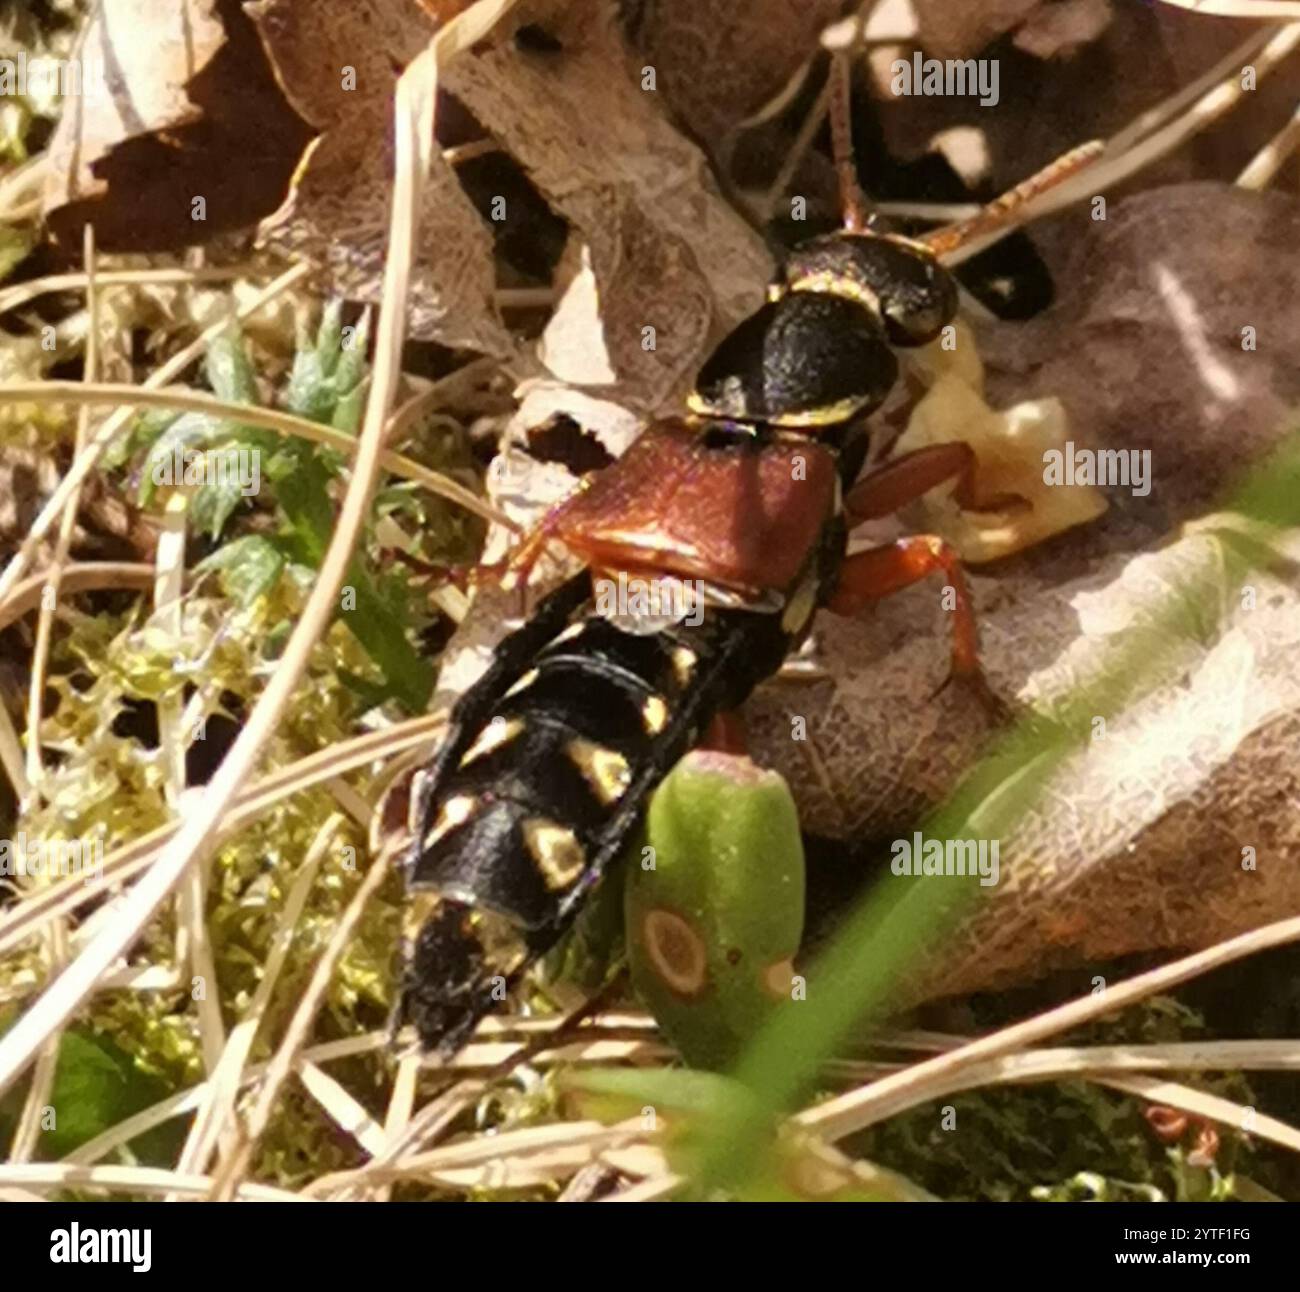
[780,231,958,347]
[688,291,898,430]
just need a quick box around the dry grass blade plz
[0,138,407,1096]
[0,265,257,317]
[930,23,1300,266]
[0,702,27,800]
[0,382,515,530]
[174,815,341,1179]
[1107,24,1279,154]
[312,1117,652,1192]
[1237,101,1300,187]
[0,0,522,1124]
[821,1040,1300,1154]
[57,1013,648,1173]
[0,562,156,632]
[1098,1076,1300,1155]
[297,1062,389,1158]
[0,714,445,964]
[207,845,394,1198]
[795,913,1300,1142]
[0,1163,301,1202]
[8,225,99,1161]
[603,1174,685,1201]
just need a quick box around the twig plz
[795,912,1300,1142]
[0,265,259,317]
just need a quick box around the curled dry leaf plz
[42,0,312,250]
[247,0,513,353]
[742,183,1300,995]
[619,0,843,147]
[442,3,771,409]
[1013,0,1115,60]
[908,0,1044,62]
[889,318,1109,564]
[0,444,158,565]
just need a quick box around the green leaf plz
[0,1029,178,1163]
[105,407,178,471]
[137,412,225,506]
[274,450,336,566]
[205,325,259,406]
[284,301,369,431]
[197,535,285,607]
[338,566,433,711]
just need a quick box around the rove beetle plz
[394,54,1100,1056]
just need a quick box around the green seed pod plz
[625,750,805,1069]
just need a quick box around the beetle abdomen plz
[399,595,799,1054]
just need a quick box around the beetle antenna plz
[829,49,870,233]
[920,140,1104,261]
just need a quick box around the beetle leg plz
[829,534,977,670]
[844,441,1025,521]
[499,481,590,595]
[700,709,749,755]
[386,548,509,595]
[828,535,1007,718]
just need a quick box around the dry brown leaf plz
[0,444,158,565]
[442,4,771,409]
[42,0,311,251]
[1014,0,1114,59]
[247,0,513,353]
[909,0,1043,61]
[620,0,844,146]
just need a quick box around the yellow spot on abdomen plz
[423,794,476,850]
[567,738,631,805]
[504,668,539,698]
[671,646,697,687]
[642,694,669,735]
[459,716,524,767]
[521,817,587,890]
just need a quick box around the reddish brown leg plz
[844,442,1027,522]
[700,710,749,755]
[498,481,589,595]
[387,549,509,595]
[829,536,977,672]
[844,443,977,522]
[828,536,1006,718]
